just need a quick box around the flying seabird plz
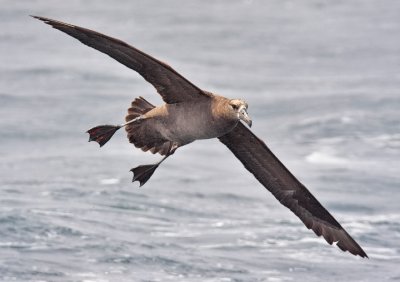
[33,16,368,258]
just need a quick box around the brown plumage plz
[125,97,172,155]
[33,16,368,258]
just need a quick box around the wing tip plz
[336,238,369,258]
[321,227,368,258]
[306,219,368,258]
[31,15,52,23]
[31,15,75,29]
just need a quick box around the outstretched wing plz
[219,123,367,258]
[32,16,210,104]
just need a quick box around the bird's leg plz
[130,145,178,187]
[86,117,141,147]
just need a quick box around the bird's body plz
[127,95,241,149]
[33,16,368,258]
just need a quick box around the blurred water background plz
[1,0,399,281]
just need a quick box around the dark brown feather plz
[125,97,172,155]
[32,16,211,104]
[125,96,155,122]
[219,123,368,258]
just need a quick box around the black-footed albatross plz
[33,16,368,258]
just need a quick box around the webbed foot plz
[130,164,160,187]
[87,125,121,147]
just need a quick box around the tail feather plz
[125,96,155,122]
[125,96,172,155]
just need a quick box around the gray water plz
[1,1,400,281]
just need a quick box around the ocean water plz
[1,1,400,281]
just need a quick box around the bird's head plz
[228,99,252,128]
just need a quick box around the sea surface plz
[1,1,399,281]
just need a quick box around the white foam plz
[305,151,349,166]
[99,178,120,185]
[365,133,400,148]
[340,116,355,124]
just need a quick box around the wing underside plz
[219,123,367,257]
[33,16,210,104]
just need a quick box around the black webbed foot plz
[87,125,121,147]
[130,164,160,187]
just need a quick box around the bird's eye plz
[231,104,239,110]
